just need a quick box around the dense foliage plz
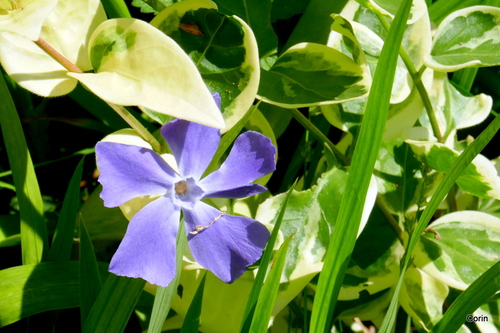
[1,0,500,332]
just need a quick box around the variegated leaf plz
[407,140,500,200]
[419,72,492,143]
[150,0,260,130]
[0,0,106,96]
[258,42,370,108]
[413,211,500,290]
[399,266,449,331]
[69,18,225,129]
[425,6,500,71]
[0,0,58,40]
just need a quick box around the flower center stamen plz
[175,181,188,194]
[189,212,226,235]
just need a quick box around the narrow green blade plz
[0,72,47,264]
[83,274,146,333]
[309,0,413,332]
[430,261,500,333]
[49,157,85,262]
[79,217,103,327]
[148,221,187,333]
[249,235,293,333]
[180,273,207,333]
[240,183,295,332]
[379,113,500,333]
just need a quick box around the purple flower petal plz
[162,119,220,180]
[212,92,221,110]
[203,184,267,199]
[109,196,180,287]
[96,142,178,207]
[200,131,276,197]
[183,202,270,283]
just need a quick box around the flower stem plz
[288,108,350,166]
[106,103,162,152]
[34,38,83,74]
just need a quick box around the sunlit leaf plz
[0,0,106,96]
[258,42,370,108]
[150,0,260,130]
[407,140,500,200]
[70,17,225,128]
[425,6,500,71]
[0,0,58,40]
[413,211,500,290]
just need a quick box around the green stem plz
[107,103,162,152]
[33,38,162,152]
[372,10,444,143]
[288,108,350,166]
[376,196,404,245]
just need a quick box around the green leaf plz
[308,0,413,330]
[70,17,225,128]
[150,0,260,130]
[0,261,107,328]
[0,214,20,248]
[430,261,500,333]
[249,235,293,333]
[240,183,295,332]
[425,6,500,71]
[131,0,172,14]
[0,71,47,264]
[79,217,103,326]
[48,157,85,262]
[83,274,146,333]
[0,0,58,40]
[365,0,427,24]
[414,211,500,290]
[101,0,132,18]
[407,140,500,200]
[258,42,370,108]
[379,109,500,333]
[399,266,449,331]
[148,221,186,333]
[419,72,492,141]
[256,168,376,284]
[80,186,128,242]
[0,0,107,96]
[213,0,277,57]
[180,273,206,333]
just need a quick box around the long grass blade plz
[0,72,47,264]
[249,234,293,333]
[240,182,296,332]
[49,157,85,262]
[148,221,187,333]
[180,272,207,333]
[308,1,413,332]
[379,113,500,333]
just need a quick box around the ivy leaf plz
[0,0,58,40]
[69,18,225,128]
[413,211,500,290]
[150,0,260,130]
[258,42,370,108]
[425,6,500,71]
[407,140,500,200]
[0,0,106,96]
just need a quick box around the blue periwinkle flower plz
[95,118,276,287]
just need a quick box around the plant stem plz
[371,10,444,143]
[33,38,162,152]
[34,38,83,73]
[107,103,162,152]
[376,196,404,244]
[288,108,351,166]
